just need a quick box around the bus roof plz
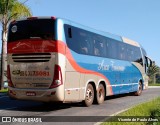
[122,37,140,47]
[11,16,141,48]
[58,17,141,47]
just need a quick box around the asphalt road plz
[0,87,160,125]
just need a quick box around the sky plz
[0,0,160,66]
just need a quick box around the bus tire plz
[95,84,105,104]
[134,82,142,96]
[83,84,94,107]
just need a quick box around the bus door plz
[64,25,81,102]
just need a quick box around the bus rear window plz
[8,19,55,42]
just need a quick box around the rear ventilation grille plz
[12,53,51,63]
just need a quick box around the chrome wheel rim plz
[86,88,93,102]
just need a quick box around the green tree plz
[148,64,160,84]
[156,73,160,83]
[0,0,32,89]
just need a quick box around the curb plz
[148,86,160,88]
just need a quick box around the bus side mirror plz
[148,58,153,67]
[145,56,153,67]
[150,60,153,67]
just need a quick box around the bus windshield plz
[8,19,55,42]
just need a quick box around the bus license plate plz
[26,92,36,96]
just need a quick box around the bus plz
[7,17,152,106]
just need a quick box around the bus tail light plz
[49,64,63,89]
[7,65,14,88]
[11,20,16,24]
[51,16,56,20]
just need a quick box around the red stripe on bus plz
[7,40,113,94]
[65,42,113,95]
[7,39,65,55]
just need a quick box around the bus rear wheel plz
[134,82,142,96]
[83,84,94,107]
[95,84,105,104]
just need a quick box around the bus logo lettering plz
[98,60,109,71]
[12,70,50,76]
[12,70,20,75]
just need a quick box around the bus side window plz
[118,42,126,60]
[94,40,99,56]
[126,48,130,61]
[135,48,143,65]
[109,39,117,59]
[105,41,109,58]
[65,25,81,54]
[100,36,107,57]
[93,39,105,57]
[78,31,92,55]
[80,38,89,54]
[126,45,133,61]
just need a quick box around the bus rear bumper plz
[8,87,64,102]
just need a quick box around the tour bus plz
[7,16,152,106]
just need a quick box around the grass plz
[0,88,8,93]
[102,97,160,125]
[148,83,160,86]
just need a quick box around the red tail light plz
[7,65,14,88]
[11,20,16,24]
[51,16,56,20]
[49,64,63,89]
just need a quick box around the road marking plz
[148,86,160,88]
[0,107,17,113]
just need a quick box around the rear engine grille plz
[12,53,51,63]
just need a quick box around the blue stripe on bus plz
[70,50,142,94]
